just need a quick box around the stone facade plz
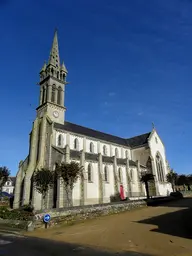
[13,30,172,210]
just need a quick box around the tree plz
[0,166,10,193]
[33,168,54,209]
[166,169,178,192]
[140,172,154,199]
[187,175,192,190]
[55,161,83,207]
[177,174,188,191]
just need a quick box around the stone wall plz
[34,200,146,229]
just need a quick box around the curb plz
[0,229,23,235]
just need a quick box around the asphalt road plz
[0,232,150,256]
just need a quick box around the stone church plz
[13,31,172,210]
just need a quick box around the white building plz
[2,177,15,195]
[13,30,172,210]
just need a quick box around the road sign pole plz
[43,214,51,229]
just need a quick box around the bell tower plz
[36,30,68,124]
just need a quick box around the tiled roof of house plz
[54,121,151,148]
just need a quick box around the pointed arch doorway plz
[146,157,157,197]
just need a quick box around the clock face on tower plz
[53,110,59,118]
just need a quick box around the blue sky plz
[0,0,192,175]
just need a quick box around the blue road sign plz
[43,214,51,223]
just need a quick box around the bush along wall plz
[34,200,147,229]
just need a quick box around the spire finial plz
[152,122,155,129]
[40,60,47,73]
[61,61,68,73]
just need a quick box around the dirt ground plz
[27,198,192,256]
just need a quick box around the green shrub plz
[21,204,34,213]
[110,192,121,202]
[0,206,34,221]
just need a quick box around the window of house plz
[155,137,158,144]
[87,163,93,182]
[90,142,94,153]
[74,138,79,150]
[104,166,109,182]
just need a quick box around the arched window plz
[103,145,107,155]
[90,142,94,153]
[63,74,65,81]
[87,163,93,182]
[74,138,79,150]
[104,166,108,182]
[57,134,63,147]
[51,68,54,76]
[130,169,133,180]
[57,86,62,105]
[57,71,59,79]
[42,86,45,104]
[146,157,152,172]
[118,167,122,183]
[115,148,119,157]
[51,84,56,103]
[156,154,164,182]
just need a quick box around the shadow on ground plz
[2,235,152,256]
[136,198,192,240]
[146,197,192,208]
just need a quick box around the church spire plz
[39,29,68,82]
[48,29,60,68]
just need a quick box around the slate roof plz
[126,132,151,148]
[70,150,81,159]
[54,121,151,148]
[10,177,16,186]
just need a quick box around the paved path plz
[26,198,192,256]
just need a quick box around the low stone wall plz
[34,200,146,229]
